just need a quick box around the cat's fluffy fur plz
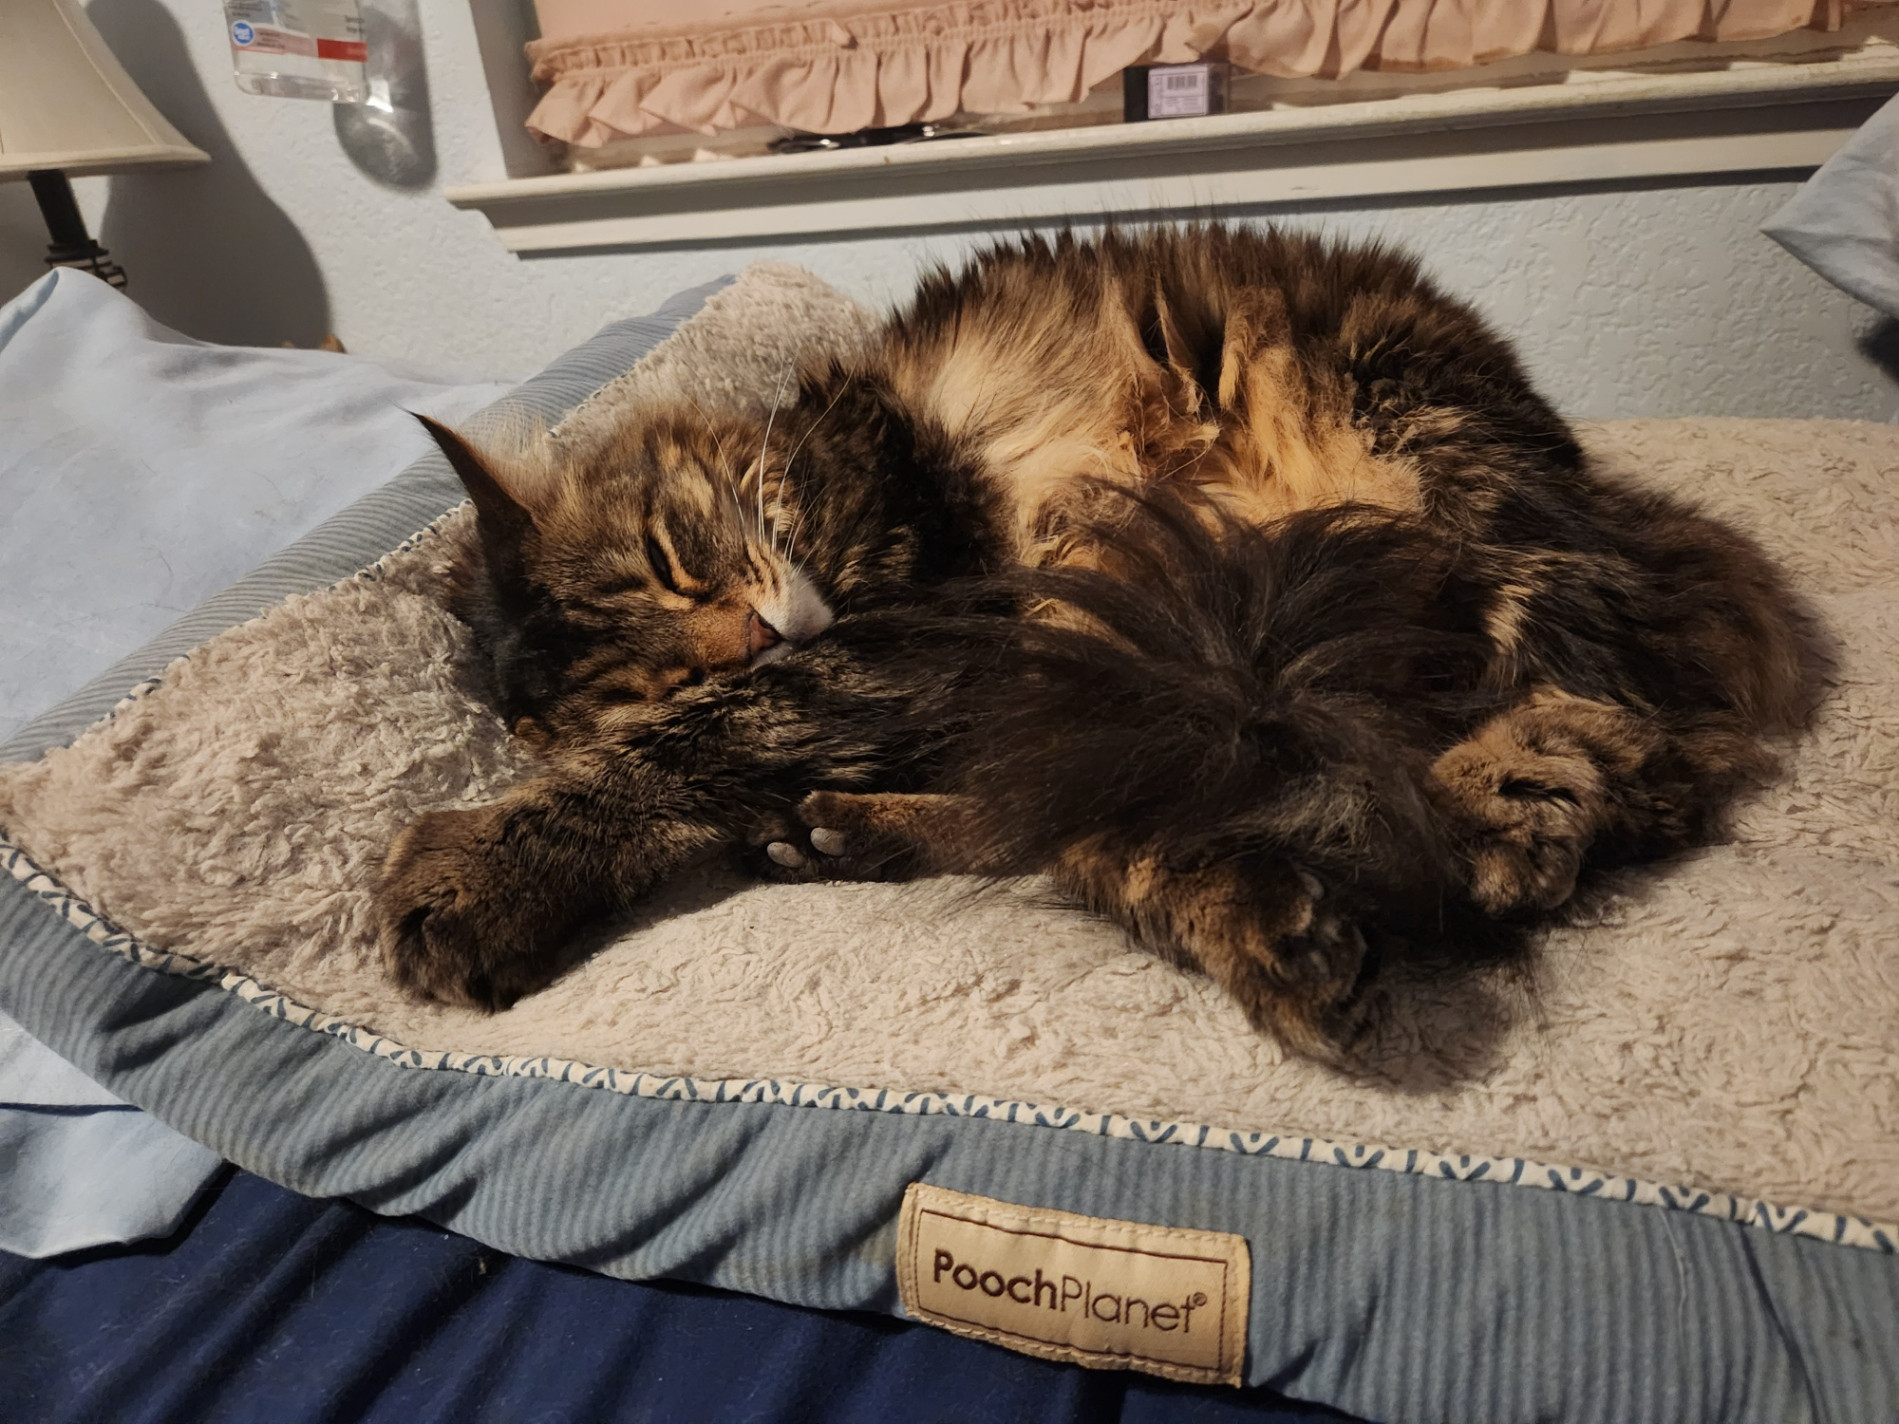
[378,226,1817,1061]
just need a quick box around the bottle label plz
[225,0,366,69]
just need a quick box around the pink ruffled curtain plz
[526,0,1864,146]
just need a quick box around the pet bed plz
[2,264,1895,1424]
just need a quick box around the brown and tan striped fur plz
[377,225,1819,1063]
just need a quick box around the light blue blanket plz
[0,269,511,1257]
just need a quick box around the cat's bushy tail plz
[912,490,1506,940]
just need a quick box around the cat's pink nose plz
[747,610,782,657]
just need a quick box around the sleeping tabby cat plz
[378,225,1815,1061]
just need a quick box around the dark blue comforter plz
[0,1170,1361,1424]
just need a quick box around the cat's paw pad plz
[1434,743,1601,914]
[744,838,818,883]
[765,839,810,870]
[743,804,884,884]
[808,827,851,857]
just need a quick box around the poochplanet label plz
[896,1183,1251,1387]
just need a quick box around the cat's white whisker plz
[776,379,849,573]
[689,397,733,477]
[757,364,794,550]
[781,380,848,488]
[780,455,800,566]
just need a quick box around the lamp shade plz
[0,0,209,179]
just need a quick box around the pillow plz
[1765,93,1899,318]
[0,266,512,747]
[1,266,1895,1421]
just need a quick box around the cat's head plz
[418,410,832,737]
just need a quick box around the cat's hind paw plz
[1195,860,1373,1064]
[1433,740,1600,915]
[1059,845,1372,1064]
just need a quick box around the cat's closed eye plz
[593,570,650,597]
[644,531,704,600]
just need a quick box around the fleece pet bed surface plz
[1,266,1895,1424]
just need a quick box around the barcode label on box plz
[1149,65,1213,118]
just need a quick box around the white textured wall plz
[0,0,1891,421]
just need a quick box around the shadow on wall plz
[87,0,331,346]
[1857,315,1899,383]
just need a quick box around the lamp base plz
[27,169,126,290]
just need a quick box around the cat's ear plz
[414,414,536,595]
[416,415,531,534]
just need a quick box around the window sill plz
[446,51,1899,253]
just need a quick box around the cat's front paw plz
[375,805,574,1011]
